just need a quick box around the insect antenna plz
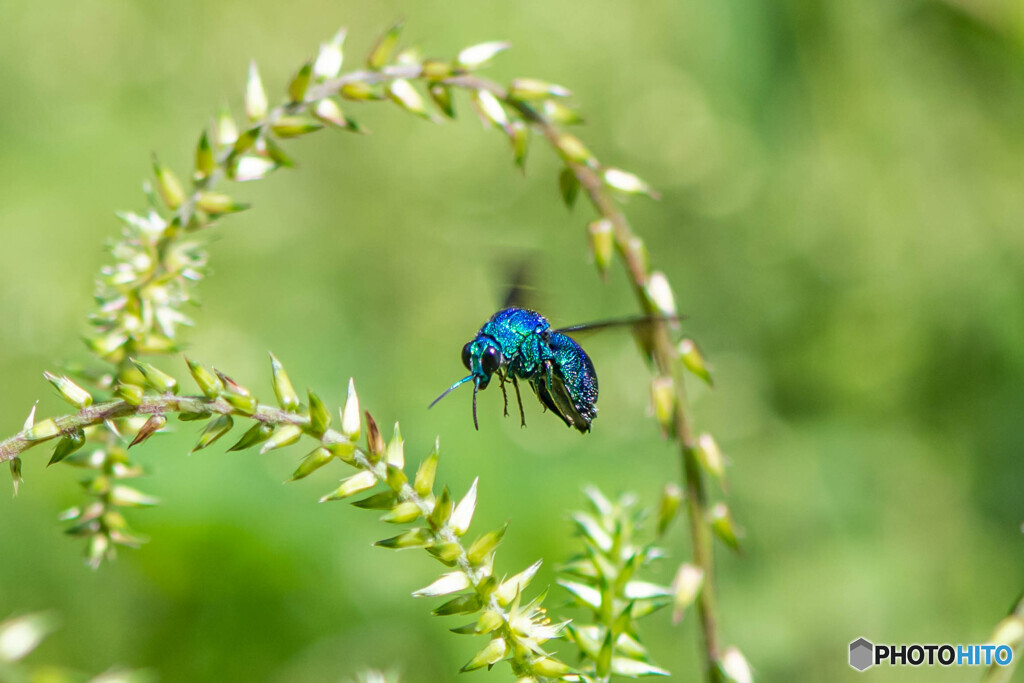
[472,380,480,431]
[429,375,474,409]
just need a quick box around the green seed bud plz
[192,414,234,453]
[259,424,302,454]
[288,61,313,102]
[508,77,571,100]
[375,527,433,550]
[709,502,741,553]
[115,383,145,406]
[245,61,267,121]
[152,157,185,210]
[130,358,178,394]
[290,446,334,481]
[43,372,93,408]
[10,457,23,495]
[129,414,166,449]
[228,421,273,452]
[657,482,683,537]
[588,218,614,277]
[366,22,402,69]
[385,423,404,467]
[185,357,223,398]
[27,418,60,442]
[414,439,439,497]
[696,433,725,479]
[319,470,375,502]
[650,376,675,433]
[340,378,361,439]
[679,338,713,386]
[49,430,86,466]
[461,637,507,672]
[466,523,507,566]
[380,501,421,524]
[267,353,300,412]
[195,130,215,180]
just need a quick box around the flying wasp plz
[429,307,678,433]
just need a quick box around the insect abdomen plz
[547,332,599,426]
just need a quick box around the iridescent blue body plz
[432,307,599,433]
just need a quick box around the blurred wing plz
[501,259,539,310]
[551,313,684,337]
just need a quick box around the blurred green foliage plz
[0,0,1021,680]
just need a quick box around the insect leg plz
[499,374,510,417]
[511,376,527,427]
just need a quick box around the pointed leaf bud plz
[43,372,93,408]
[603,167,660,198]
[109,485,160,507]
[413,571,470,598]
[709,502,742,553]
[326,440,357,465]
[414,438,439,497]
[657,482,683,537]
[130,358,178,394]
[508,78,571,100]
[365,411,384,458]
[339,81,381,101]
[508,120,529,169]
[461,637,507,672]
[9,457,23,496]
[559,168,579,209]
[267,353,300,412]
[457,41,510,69]
[696,433,726,479]
[217,104,238,146]
[22,402,37,432]
[531,657,573,677]
[388,79,430,119]
[426,542,462,566]
[270,116,323,138]
[129,414,166,449]
[196,192,249,216]
[542,100,584,125]
[466,523,508,566]
[450,477,478,536]
[611,658,670,677]
[192,414,233,453]
[185,357,222,398]
[471,90,508,129]
[195,130,215,180]
[381,501,421,524]
[375,527,434,550]
[650,376,676,434]
[312,99,358,131]
[679,338,713,387]
[114,383,145,406]
[26,418,60,443]
[384,464,408,493]
[319,470,376,502]
[556,133,593,166]
[428,486,452,529]
[152,157,185,210]
[433,593,483,616]
[366,22,402,69]
[341,378,360,440]
[644,271,677,317]
[259,424,302,454]
[288,61,313,102]
[428,83,456,118]
[306,390,330,436]
[313,28,346,79]
[245,61,268,120]
[228,421,273,452]
[721,646,752,683]
[290,446,334,482]
[496,560,542,606]
[49,430,86,466]
[385,423,404,468]
[588,218,614,277]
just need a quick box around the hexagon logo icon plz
[849,637,874,671]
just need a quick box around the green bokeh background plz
[0,1,1022,681]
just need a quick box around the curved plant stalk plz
[6,354,576,681]
[0,23,744,680]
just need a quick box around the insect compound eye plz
[480,346,503,375]
[461,342,473,370]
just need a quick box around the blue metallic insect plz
[430,307,674,433]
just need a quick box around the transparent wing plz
[551,313,684,337]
